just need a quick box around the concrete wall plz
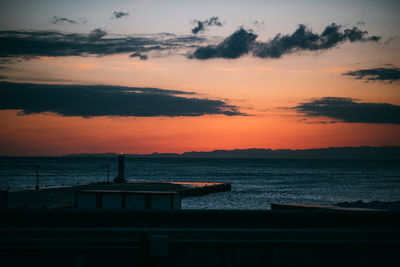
[75,191,97,209]
[76,190,181,210]
[1,210,399,267]
[101,193,123,209]
[0,191,8,209]
[125,194,145,210]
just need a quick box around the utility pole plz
[35,165,39,191]
[106,163,110,183]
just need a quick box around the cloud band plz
[294,97,400,124]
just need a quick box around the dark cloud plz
[129,52,148,60]
[191,16,223,34]
[297,118,337,124]
[0,75,81,84]
[294,97,400,124]
[190,23,380,60]
[0,58,19,64]
[189,28,257,59]
[112,11,129,19]
[0,82,244,117]
[51,16,86,25]
[253,23,380,58]
[343,67,400,83]
[51,16,77,24]
[88,28,107,42]
[0,30,205,59]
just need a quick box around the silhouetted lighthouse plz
[114,153,126,183]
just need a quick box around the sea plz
[0,157,399,210]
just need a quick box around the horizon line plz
[1,145,400,157]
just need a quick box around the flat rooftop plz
[6,181,230,209]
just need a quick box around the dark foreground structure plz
[5,181,231,209]
[1,209,399,267]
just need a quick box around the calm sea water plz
[0,157,399,210]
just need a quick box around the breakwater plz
[177,182,231,197]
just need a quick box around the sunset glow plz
[0,0,399,156]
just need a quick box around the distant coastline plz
[63,146,400,160]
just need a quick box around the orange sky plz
[1,1,400,156]
[1,107,399,156]
[1,46,400,156]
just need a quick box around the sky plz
[0,0,399,156]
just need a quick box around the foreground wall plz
[1,210,399,267]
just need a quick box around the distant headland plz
[64,146,400,160]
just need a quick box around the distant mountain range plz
[64,146,400,160]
